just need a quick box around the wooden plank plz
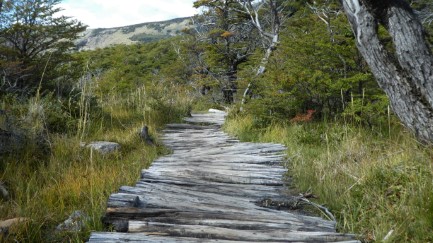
[127,222,358,242]
[89,232,362,243]
[89,110,360,242]
[89,232,266,242]
[107,193,144,208]
[103,207,337,231]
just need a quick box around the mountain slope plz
[76,17,192,50]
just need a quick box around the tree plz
[193,0,258,103]
[240,4,384,126]
[0,0,86,96]
[411,0,433,25]
[239,0,299,107]
[340,0,433,143]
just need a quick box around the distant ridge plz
[76,17,193,51]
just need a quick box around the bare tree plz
[410,0,433,25]
[239,0,295,107]
[340,0,433,143]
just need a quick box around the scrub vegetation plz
[1,0,432,242]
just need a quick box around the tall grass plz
[224,114,433,242]
[0,75,192,242]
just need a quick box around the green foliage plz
[76,39,188,95]
[342,93,390,126]
[0,49,193,241]
[189,0,260,103]
[241,9,385,126]
[0,0,86,96]
[129,34,169,43]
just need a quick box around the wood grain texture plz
[88,109,360,242]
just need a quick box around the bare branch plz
[298,197,336,222]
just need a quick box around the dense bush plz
[240,11,387,127]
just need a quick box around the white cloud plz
[58,0,199,28]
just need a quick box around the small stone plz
[86,141,120,154]
[56,210,88,232]
[139,126,154,145]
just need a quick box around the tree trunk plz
[241,33,279,106]
[240,0,281,108]
[224,64,238,104]
[341,0,433,143]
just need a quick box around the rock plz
[139,126,154,145]
[86,141,120,154]
[0,182,9,201]
[0,218,29,234]
[0,128,24,155]
[56,210,88,232]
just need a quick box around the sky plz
[58,0,200,29]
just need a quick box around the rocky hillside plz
[76,17,192,50]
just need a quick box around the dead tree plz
[239,0,295,107]
[340,0,433,143]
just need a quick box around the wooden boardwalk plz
[88,110,360,242]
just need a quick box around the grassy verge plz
[224,114,433,242]
[0,86,191,242]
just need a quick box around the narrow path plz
[88,110,360,242]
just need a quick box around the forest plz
[0,0,433,242]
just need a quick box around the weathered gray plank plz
[127,222,357,242]
[88,110,360,242]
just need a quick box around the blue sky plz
[58,0,199,29]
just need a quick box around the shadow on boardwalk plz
[88,109,360,242]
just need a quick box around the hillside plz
[76,17,192,50]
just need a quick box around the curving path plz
[88,109,360,242]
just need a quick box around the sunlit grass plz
[1,116,161,242]
[224,114,433,242]
[0,83,191,242]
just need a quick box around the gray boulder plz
[56,210,89,232]
[86,141,120,154]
